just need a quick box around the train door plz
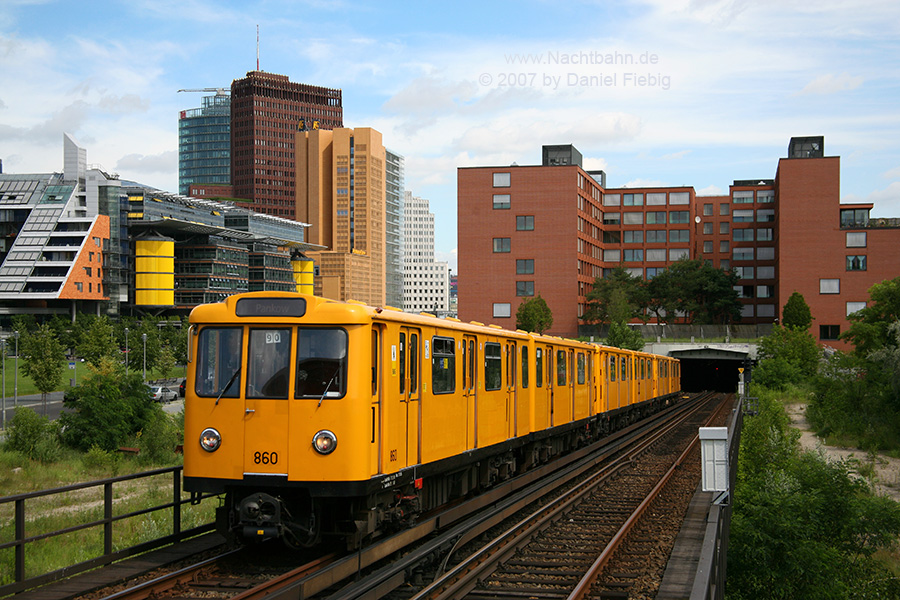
[533,346,550,430]
[636,357,643,402]
[463,334,477,448]
[622,355,631,408]
[243,327,293,477]
[401,327,421,465]
[547,346,555,427]
[505,341,517,439]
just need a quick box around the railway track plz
[72,392,725,600]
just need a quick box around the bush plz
[134,412,181,465]
[4,407,59,462]
[82,445,121,474]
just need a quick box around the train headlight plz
[199,428,221,452]
[312,430,337,455]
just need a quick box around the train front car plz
[184,292,376,548]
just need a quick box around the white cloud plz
[797,73,864,95]
[697,184,726,196]
[115,151,178,177]
[883,166,900,180]
[621,178,668,188]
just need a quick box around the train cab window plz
[577,353,586,384]
[295,328,348,399]
[485,342,502,391]
[196,327,243,398]
[609,356,616,382]
[432,336,456,394]
[247,328,292,398]
[521,346,529,388]
[536,348,543,387]
[557,350,567,386]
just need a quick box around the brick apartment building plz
[458,137,900,349]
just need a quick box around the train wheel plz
[282,501,321,548]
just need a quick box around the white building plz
[402,191,449,315]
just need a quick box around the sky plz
[2,0,900,274]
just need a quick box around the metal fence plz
[0,466,214,597]
[578,323,773,342]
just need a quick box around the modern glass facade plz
[385,149,405,308]
[178,94,231,195]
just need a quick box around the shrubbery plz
[4,406,61,463]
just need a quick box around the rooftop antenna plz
[256,24,260,71]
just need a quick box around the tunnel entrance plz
[670,348,752,393]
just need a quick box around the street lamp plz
[124,327,129,376]
[14,330,19,408]
[142,333,147,381]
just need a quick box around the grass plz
[0,448,215,586]
[0,357,187,398]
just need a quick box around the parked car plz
[150,386,178,403]
[179,379,186,398]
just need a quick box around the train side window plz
[621,357,627,381]
[468,339,475,391]
[485,342,502,390]
[536,348,543,387]
[547,347,553,386]
[640,359,645,379]
[557,349,567,386]
[371,329,378,395]
[610,356,616,382]
[432,336,456,394]
[247,328,292,399]
[521,346,529,388]
[462,340,468,390]
[399,333,406,394]
[295,328,348,399]
[196,327,243,398]
[577,353,586,385]
[410,333,419,395]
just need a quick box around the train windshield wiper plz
[317,367,341,408]
[216,368,241,406]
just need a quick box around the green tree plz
[605,288,645,350]
[583,266,647,324]
[3,406,61,462]
[645,259,741,324]
[76,315,118,366]
[752,324,821,390]
[58,357,161,452]
[841,276,900,355]
[157,344,177,379]
[781,291,813,330]
[516,295,553,334]
[19,323,66,415]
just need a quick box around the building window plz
[720,203,730,216]
[646,211,666,224]
[624,231,643,243]
[733,228,754,241]
[517,259,534,274]
[669,211,690,224]
[623,212,644,225]
[646,192,666,205]
[758,190,774,203]
[840,208,868,227]
[757,228,773,241]
[516,281,534,296]
[603,249,621,262]
[758,266,775,279]
[624,249,643,261]
[733,247,754,261]
[703,203,714,216]
[493,238,511,253]
[720,222,730,235]
[733,190,754,203]
[603,212,621,225]
[757,247,775,260]
[757,304,776,317]
[623,193,643,206]
[647,230,666,243]
[493,172,510,187]
[669,230,689,243]
[846,301,866,316]
[603,231,621,243]
[756,209,775,222]
[703,241,713,253]
[669,192,690,205]
[736,266,754,279]
[646,248,666,262]
[733,209,754,222]
[603,194,621,207]
[846,232,867,247]
[703,222,713,235]
[719,259,730,271]
[757,285,774,298]
[516,215,534,230]
[820,278,840,294]
[493,303,511,318]
[669,248,689,261]
[493,194,510,209]
[846,255,867,271]
[646,267,664,278]
[820,325,840,340]
[741,304,754,318]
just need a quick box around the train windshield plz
[295,328,348,399]
[196,327,243,398]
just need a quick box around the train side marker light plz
[313,430,338,455]
[415,478,423,489]
[200,428,221,452]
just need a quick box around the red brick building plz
[457,138,900,349]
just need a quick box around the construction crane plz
[177,88,230,96]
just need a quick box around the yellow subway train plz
[183,292,681,548]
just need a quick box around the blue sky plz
[2,0,900,273]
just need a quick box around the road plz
[0,390,184,429]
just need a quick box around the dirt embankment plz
[785,403,900,501]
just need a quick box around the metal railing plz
[0,466,214,597]
[691,403,742,600]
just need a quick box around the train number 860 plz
[254,451,278,465]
